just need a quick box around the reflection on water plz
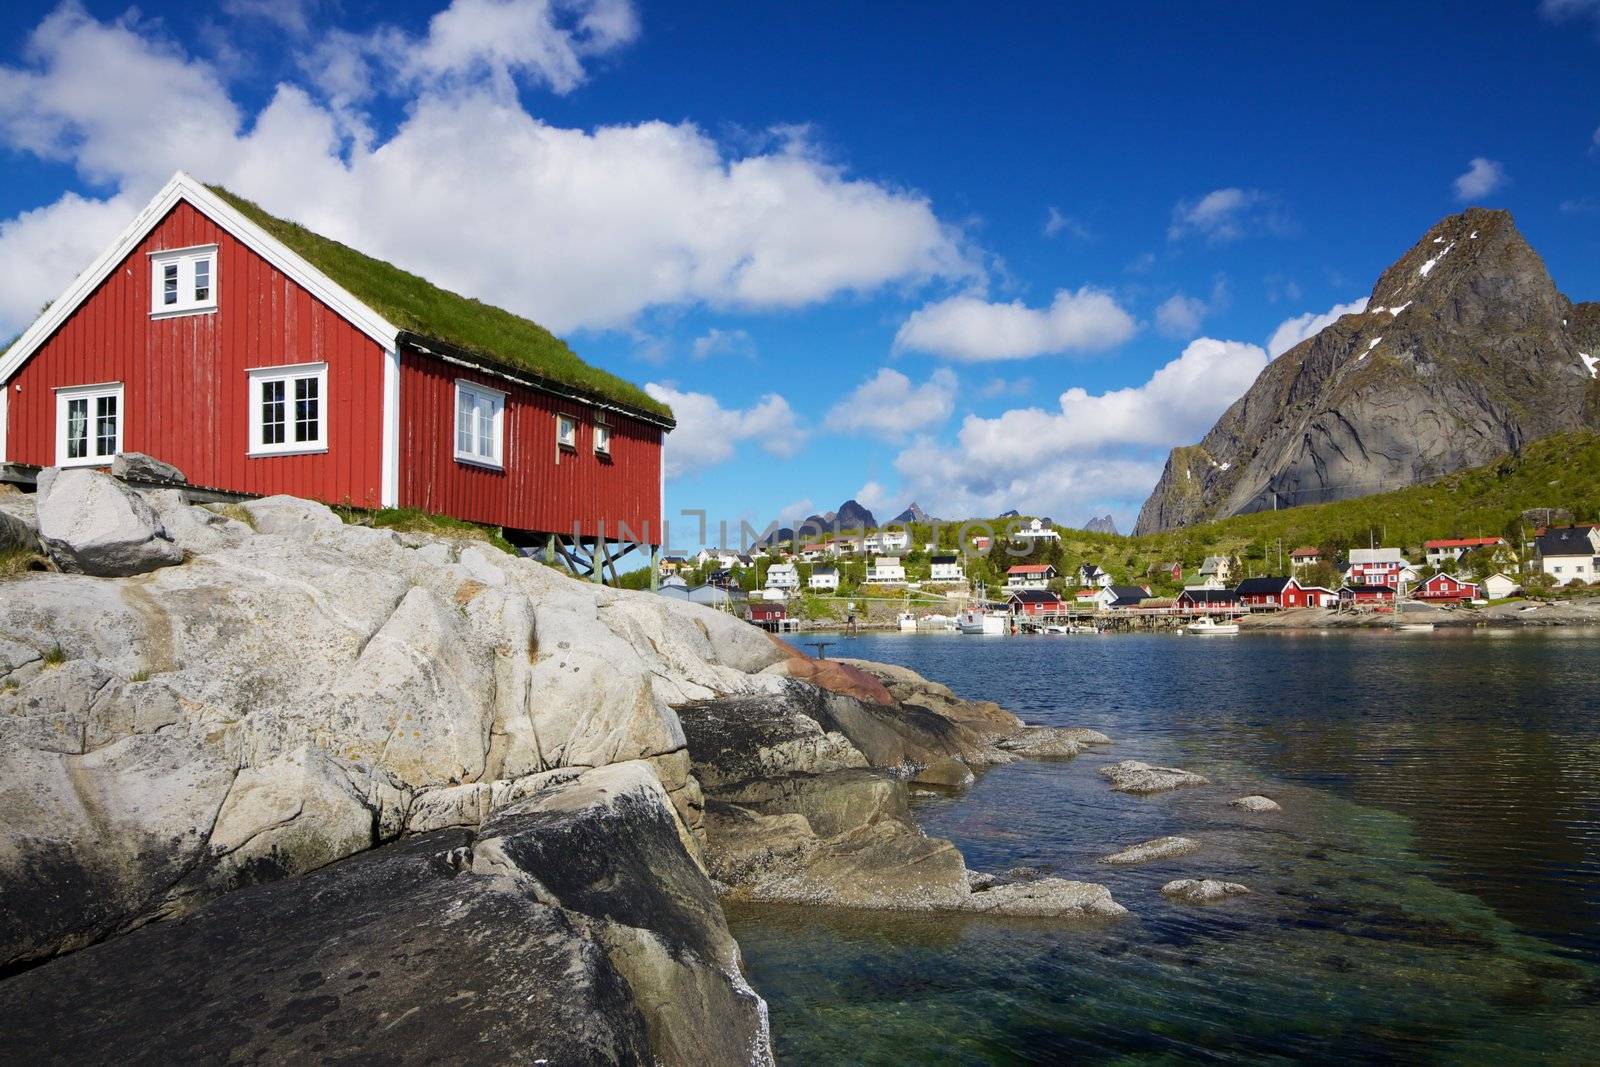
[731,630,1600,1062]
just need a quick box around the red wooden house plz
[1414,572,1479,604]
[1339,583,1396,608]
[0,173,673,578]
[1007,589,1065,616]
[1235,576,1336,610]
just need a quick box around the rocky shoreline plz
[0,467,1153,1063]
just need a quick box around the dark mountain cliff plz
[1135,208,1600,533]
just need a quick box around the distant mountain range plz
[760,498,1124,545]
[1083,514,1119,535]
[1136,207,1600,534]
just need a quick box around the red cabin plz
[0,173,672,576]
[1339,583,1396,607]
[1234,576,1332,610]
[1007,589,1065,616]
[1414,572,1479,604]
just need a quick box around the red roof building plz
[1414,572,1479,603]
[0,173,671,575]
[1423,537,1504,566]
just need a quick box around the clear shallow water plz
[732,629,1600,1063]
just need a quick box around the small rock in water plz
[964,877,1128,918]
[996,728,1082,759]
[912,756,974,788]
[1231,795,1281,812]
[1161,878,1250,904]
[1099,836,1200,866]
[1097,760,1209,794]
[1058,727,1113,745]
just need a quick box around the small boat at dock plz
[957,609,1008,635]
[1185,617,1240,636]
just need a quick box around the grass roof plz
[208,186,671,423]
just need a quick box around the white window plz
[593,412,611,455]
[56,383,123,466]
[248,363,327,455]
[556,413,577,449]
[454,381,505,467]
[150,246,218,317]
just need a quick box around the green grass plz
[41,644,65,668]
[208,186,671,422]
[0,547,46,579]
[366,507,517,555]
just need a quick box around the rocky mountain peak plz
[1135,209,1600,533]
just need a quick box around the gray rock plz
[1161,878,1251,904]
[238,494,344,536]
[913,755,974,788]
[1231,794,1282,812]
[997,727,1085,759]
[110,452,185,483]
[962,877,1128,918]
[1100,835,1201,865]
[678,688,869,790]
[1097,759,1210,794]
[0,761,772,1067]
[0,493,39,553]
[34,467,182,576]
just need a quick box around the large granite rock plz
[110,452,185,484]
[0,762,772,1067]
[1162,878,1251,905]
[34,467,183,576]
[1100,835,1201,866]
[1137,208,1600,532]
[0,489,789,970]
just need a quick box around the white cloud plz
[1540,0,1600,28]
[0,2,974,338]
[691,327,754,360]
[1042,206,1090,240]
[1168,187,1290,243]
[1154,293,1207,339]
[1453,157,1508,202]
[894,288,1136,362]
[853,480,895,517]
[222,0,320,34]
[892,337,1269,523]
[644,383,803,478]
[1266,297,1369,358]
[825,367,956,441]
[0,190,140,334]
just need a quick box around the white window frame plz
[248,362,328,456]
[556,412,577,450]
[55,382,124,467]
[593,411,611,456]
[149,245,218,318]
[453,380,506,469]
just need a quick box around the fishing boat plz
[1067,623,1100,635]
[1185,616,1240,636]
[957,609,1008,635]
[897,611,918,632]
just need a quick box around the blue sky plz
[3,1,1598,542]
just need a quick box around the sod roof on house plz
[208,186,672,424]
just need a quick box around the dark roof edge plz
[399,330,677,430]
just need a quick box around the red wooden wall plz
[6,203,385,506]
[398,352,663,544]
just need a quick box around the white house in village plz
[765,562,800,590]
[1533,526,1600,586]
[1481,572,1521,599]
[929,553,965,583]
[809,566,840,591]
[878,529,910,551]
[1009,518,1060,543]
[1007,564,1056,590]
[866,556,906,584]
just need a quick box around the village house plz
[747,601,787,628]
[972,535,992,551]
[1147,560,1182,584]
[765,562,800,590]
[1078,563,1113,588]
[809,566,840,591]
[1008,589,1065,616]
[658,555,688,574]
[1414,572,1480,604]
[1073,587,1102,605]
[929,554,965,583]
[1423,537,1505,568]
[1102,585,1153,609]
[0,173,676,585]
[1289,546,1321,569]
[878,529,911,551]
[1007,564,1057,590]
[1338,583,1395,608]
[1176,587,1240,612]
[797,543,829,563]
[1198,555,1235,586]
[1235,576,1335,610]
[659,573,688,592]
[1009,518,1061,544]
[1532,525,1600,586]
[1346,548,1415,588]
[1482,572,1521,600]
[866,556,907,584]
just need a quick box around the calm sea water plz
[733,629,1600,1064]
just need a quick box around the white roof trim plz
[2,172,399,383]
